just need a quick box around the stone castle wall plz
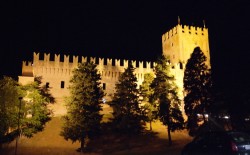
[19,23,210,116]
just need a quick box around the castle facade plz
[18,23,210,116]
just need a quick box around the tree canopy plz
[0,76,53,145]
[151,55,184,145]
[140,73,157,130]
[111,62,144,134]
[61,62,104,152]
[183,46,213,136]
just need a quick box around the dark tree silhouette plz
[183,47,213,136]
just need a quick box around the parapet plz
[22,61,33,76]
[162,24,208,42]
[32,52,155,69]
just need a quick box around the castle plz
[18,23,210,116]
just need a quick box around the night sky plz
[1,0,250,92]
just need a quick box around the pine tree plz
[151,55,184,145]
[112,62,144,134]
[183,46,213,136]
[61,62,104,152]
[140,73,157,131]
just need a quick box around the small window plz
[61,81,65,88]
[46,82,49,88]
[180,62,183,69]
[103,83,106,90]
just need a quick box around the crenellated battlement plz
[22,61,33,67]
[162,24,208,42]
[32,52,156,70]
[29,52,186,83]
[19,22,210,116]
[22,61,33,76]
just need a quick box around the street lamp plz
[15,97,23,155]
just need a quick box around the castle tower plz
[162,23,210,67]
[18,22,211,116]
[161,22,211,115]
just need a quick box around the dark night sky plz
[1,0,250,91]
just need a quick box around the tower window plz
[46,82,49,88]
[103,83,106,90]
[61,81,65,88]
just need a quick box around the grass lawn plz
[0,117,193,155]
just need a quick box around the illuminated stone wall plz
[161,24,211,111]
[162,24,210,66]
[18,24,210,116]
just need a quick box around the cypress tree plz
[184,46,213,136]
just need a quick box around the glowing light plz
[102,98,106,103]
[223,115,230,119]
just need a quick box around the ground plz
[0,117,193,155]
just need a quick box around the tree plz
[112,61,144,134]
[61,62,104,152]
[151,55,185,145]
[20,77,53,137]
[0,76,53,146]
[0,77,21,146]
[183,46,213,136]
[140,73,157,131]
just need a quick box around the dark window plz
[46,82,49,88]
[103,83,106,90]
[180,62,183,69]
[61,81,65,88]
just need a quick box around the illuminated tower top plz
[162,22,210,67]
